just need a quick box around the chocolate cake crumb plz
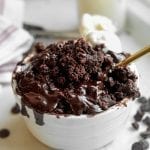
[146,126,150,131]
[13,38,140,115]
[11,103,20,114]
[0,129,10,138]
[35,42,45,53]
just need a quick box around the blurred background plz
[0,0,150,149]
[26,0,149,45]
[1,0,150,44]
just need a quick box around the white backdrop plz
[24,0,78,31]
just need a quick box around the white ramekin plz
[13,90,133,150]
[12,64,138,150]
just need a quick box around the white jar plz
[77,0,127,31]
[25,0,78,31]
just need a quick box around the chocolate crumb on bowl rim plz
[12,38,140,120]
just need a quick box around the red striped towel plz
[0,16,33,84]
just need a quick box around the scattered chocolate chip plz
[132,122,139,130]
[0,129,10,138]
[33,110,44,126]
[140,102,150,112]
[143,116,150,127]
[11,103,20,114]
[147,126,150,131]
[140,131,150,139]
[132,140,149,150]
[134,110,144,122]
[137,97,147,104]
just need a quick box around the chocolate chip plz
[147,126,150,131]
[140,102,150,112]
[0,129,10,138]
[11,103,20,114]
[134,110,144,122]
[143,116,150,127]
[140,131,150,139]
[132,140,149,150]
[132,122,139,130]
[137,97,147,104]
[131,96,150,150]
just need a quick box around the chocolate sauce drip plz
[33,110,44,126]
[21,101,29,118]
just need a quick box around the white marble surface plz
[0,33,150,150]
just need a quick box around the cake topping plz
[13,38,140,116]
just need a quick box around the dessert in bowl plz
[12,38,139,150]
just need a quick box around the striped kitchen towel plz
[0,16,33,84]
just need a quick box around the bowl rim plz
[21,96,132,119]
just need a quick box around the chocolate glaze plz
[13,38,140,118]
[20,101,29,118]
[33,110,44,126]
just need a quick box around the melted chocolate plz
[13,38,140,116]
[33,110,44,126]
[21,101,29,118]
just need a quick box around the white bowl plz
[14,94,132,150]
[12,64,138,150]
